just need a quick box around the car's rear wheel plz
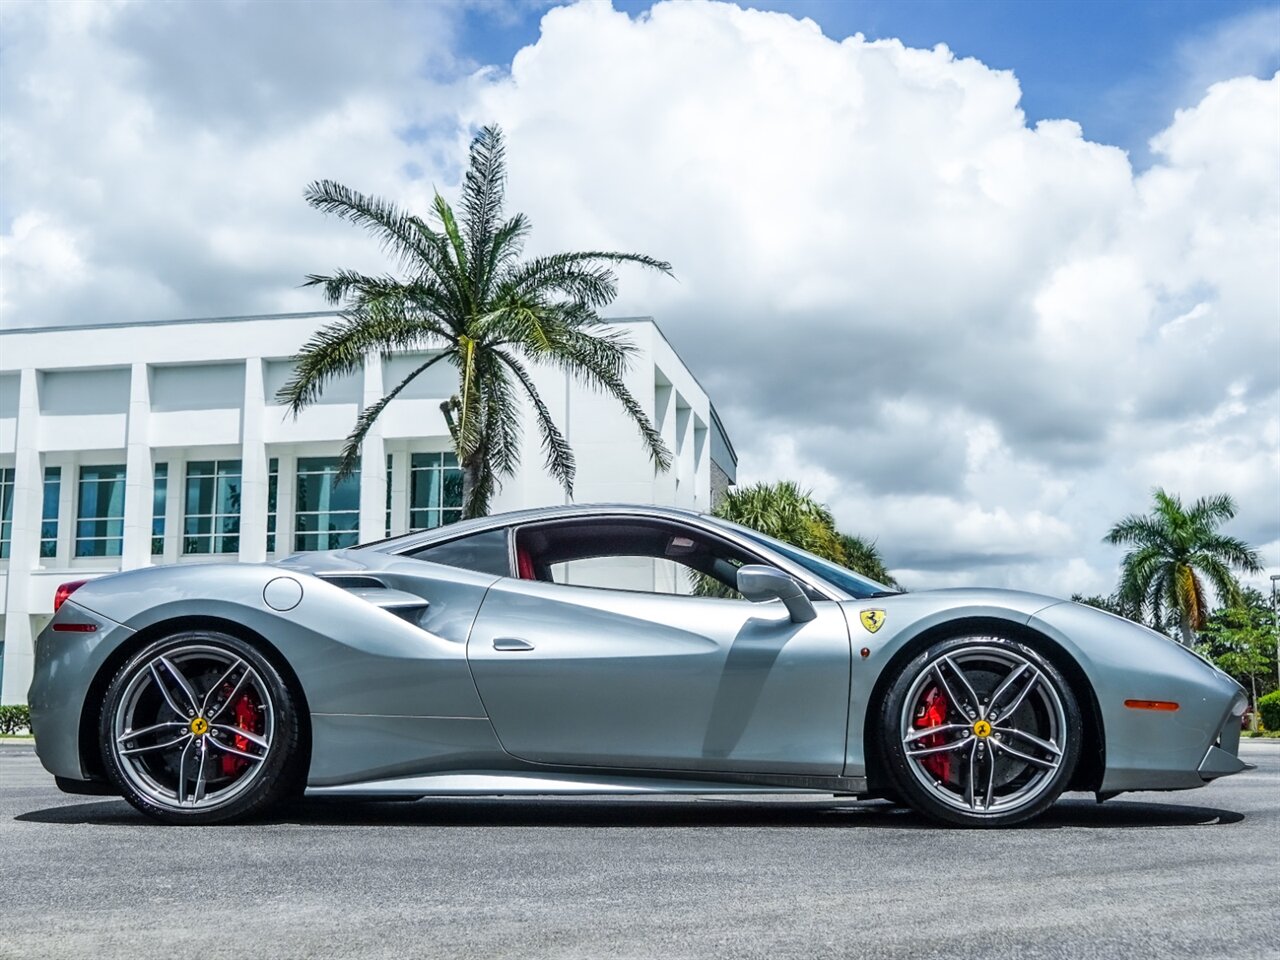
[100,631,301,825]
[878,635,1081,827]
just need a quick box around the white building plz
[0,312,737,703]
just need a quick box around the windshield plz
[706,517,897,599]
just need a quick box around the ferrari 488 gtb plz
[30,505,1250,827]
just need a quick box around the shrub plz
[0,704,31,735]
[1258,691,1280,733]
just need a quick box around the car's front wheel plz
[878,635,1081,827]
[100,631,301,824]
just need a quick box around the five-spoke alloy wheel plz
[101,631,302,824]
[879,635,1081,827]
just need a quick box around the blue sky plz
[458,0,1280,162]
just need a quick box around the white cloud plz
[2,0,1277,596]
[0,0,464,326]
[463,1,1280,590]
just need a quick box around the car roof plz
[360,503,713,554]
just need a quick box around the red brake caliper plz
[916,687,952,784]
[219,691,259,778]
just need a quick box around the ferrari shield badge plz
[859,609,885,634]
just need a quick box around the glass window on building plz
[0,467,14,560]
[409,452,463,531]
[151,463,167,556]
[40,466,60,559]
[184,460,242,555]
[385,454,393,538]
[295,457,360,551]
[266,458,279,553]
[76,465,127,558]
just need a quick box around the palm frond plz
[1197,533,1263,573]
[461,124,507,298]
[484,373,523,480]
[497,349,576,494]
[305,180,441,273]
[550,330,671,471]
[546,324,636,374]
[501,258,620,309]
[1105,513,1173,550]
[432,193,471,298]
[277,305,439,413]
[302,269,406,307]
[1187,492,1237,528]
[484,213,532,289]
[1191,553,1245,610]
[503,251,672,307]
[334,351,455,479]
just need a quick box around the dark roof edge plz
[709,404,738,467]
[0,310,346,336]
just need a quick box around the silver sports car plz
[29,504,1251,827]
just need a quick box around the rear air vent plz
[316,574,386,590]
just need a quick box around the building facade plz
[0,312,736,703]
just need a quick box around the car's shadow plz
[16,795,1245,829]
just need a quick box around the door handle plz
[493,637,535,652]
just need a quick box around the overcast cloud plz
[1,0,1277,597]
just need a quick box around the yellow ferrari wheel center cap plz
[972,719,992,738]
[190,717,209,736]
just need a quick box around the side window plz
[550,556,701,593]
[515,518,757,598]
[407,528,511,577]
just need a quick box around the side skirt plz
[305,770,869,799]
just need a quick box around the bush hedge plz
[1259,690,1280,733]
[0,704,32,735]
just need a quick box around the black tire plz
[877,634,1081,827]
[99,630,303,825]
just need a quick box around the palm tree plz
[1069,591,1146,625]
[1105,488,1262,646]
[708,480,898,585]
[714,481,846,563]
[278,125,673,517]
[838,532,899,588]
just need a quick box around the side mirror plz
[736,564,817,623]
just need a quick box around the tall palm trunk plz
[1177,612,1196,648]
[443,395,487,519]
[461,455,485,519]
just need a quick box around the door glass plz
[516,518,757,598]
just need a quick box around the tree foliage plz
[838,532,899,589]
[1104,488,1261,646]
[1196,588,1278,707]
[279,124,673,517]
[1069,592,1152,627]
[710,480,898,587]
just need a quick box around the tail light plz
[53,580,89,614]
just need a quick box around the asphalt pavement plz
[1,739,1277,960]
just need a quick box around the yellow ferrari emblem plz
[859,609,885,634]
[973,719,992,738]
[189,717,209,737]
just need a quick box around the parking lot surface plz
[1,739,1277,960]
